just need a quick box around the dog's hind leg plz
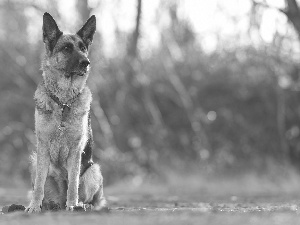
[79,163,106,210]
[92,184,106,211]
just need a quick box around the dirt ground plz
[1,175,300,225]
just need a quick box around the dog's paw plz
[66,200,79,211]
[25,204,42,213]
[66,205,86,212]
[66,206,74,211]
[83,204,93,211]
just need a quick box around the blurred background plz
[1,0,300,190]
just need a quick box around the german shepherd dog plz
[26,12,106,212]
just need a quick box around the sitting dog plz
[26,12,106,212]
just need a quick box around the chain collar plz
[47,91,81,129]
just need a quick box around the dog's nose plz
[79,59,90,68]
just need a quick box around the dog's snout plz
[79,59,90,68]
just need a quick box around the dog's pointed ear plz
[77,15,96,48]
[43,12,63,52]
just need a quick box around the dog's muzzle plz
[68,71,85,77]
[65,57,90,78]
[79,59,90,69]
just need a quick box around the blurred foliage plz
[0,0,300,185]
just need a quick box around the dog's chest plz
[36,105,89,165]
[49,134,70,165]
[34,85,91,164]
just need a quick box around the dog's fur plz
[26,12,106,212]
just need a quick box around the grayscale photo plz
[0,0,300,224]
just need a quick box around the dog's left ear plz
[43,12,63,52]
[77,15,96,48]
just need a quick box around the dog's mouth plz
[71,71,85,76]
[65,71,86,78]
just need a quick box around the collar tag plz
[61,104,71,122]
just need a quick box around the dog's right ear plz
[76,15,96,48]
[43,12,63,53]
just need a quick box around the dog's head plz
[42,12,96,83]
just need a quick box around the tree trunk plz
[77,0,90,22]
[285,0,300,39]
[128,0,142,58]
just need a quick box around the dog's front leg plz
[66,150,81,211]
[26,143,50,213]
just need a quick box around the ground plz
[1,173,300,225]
